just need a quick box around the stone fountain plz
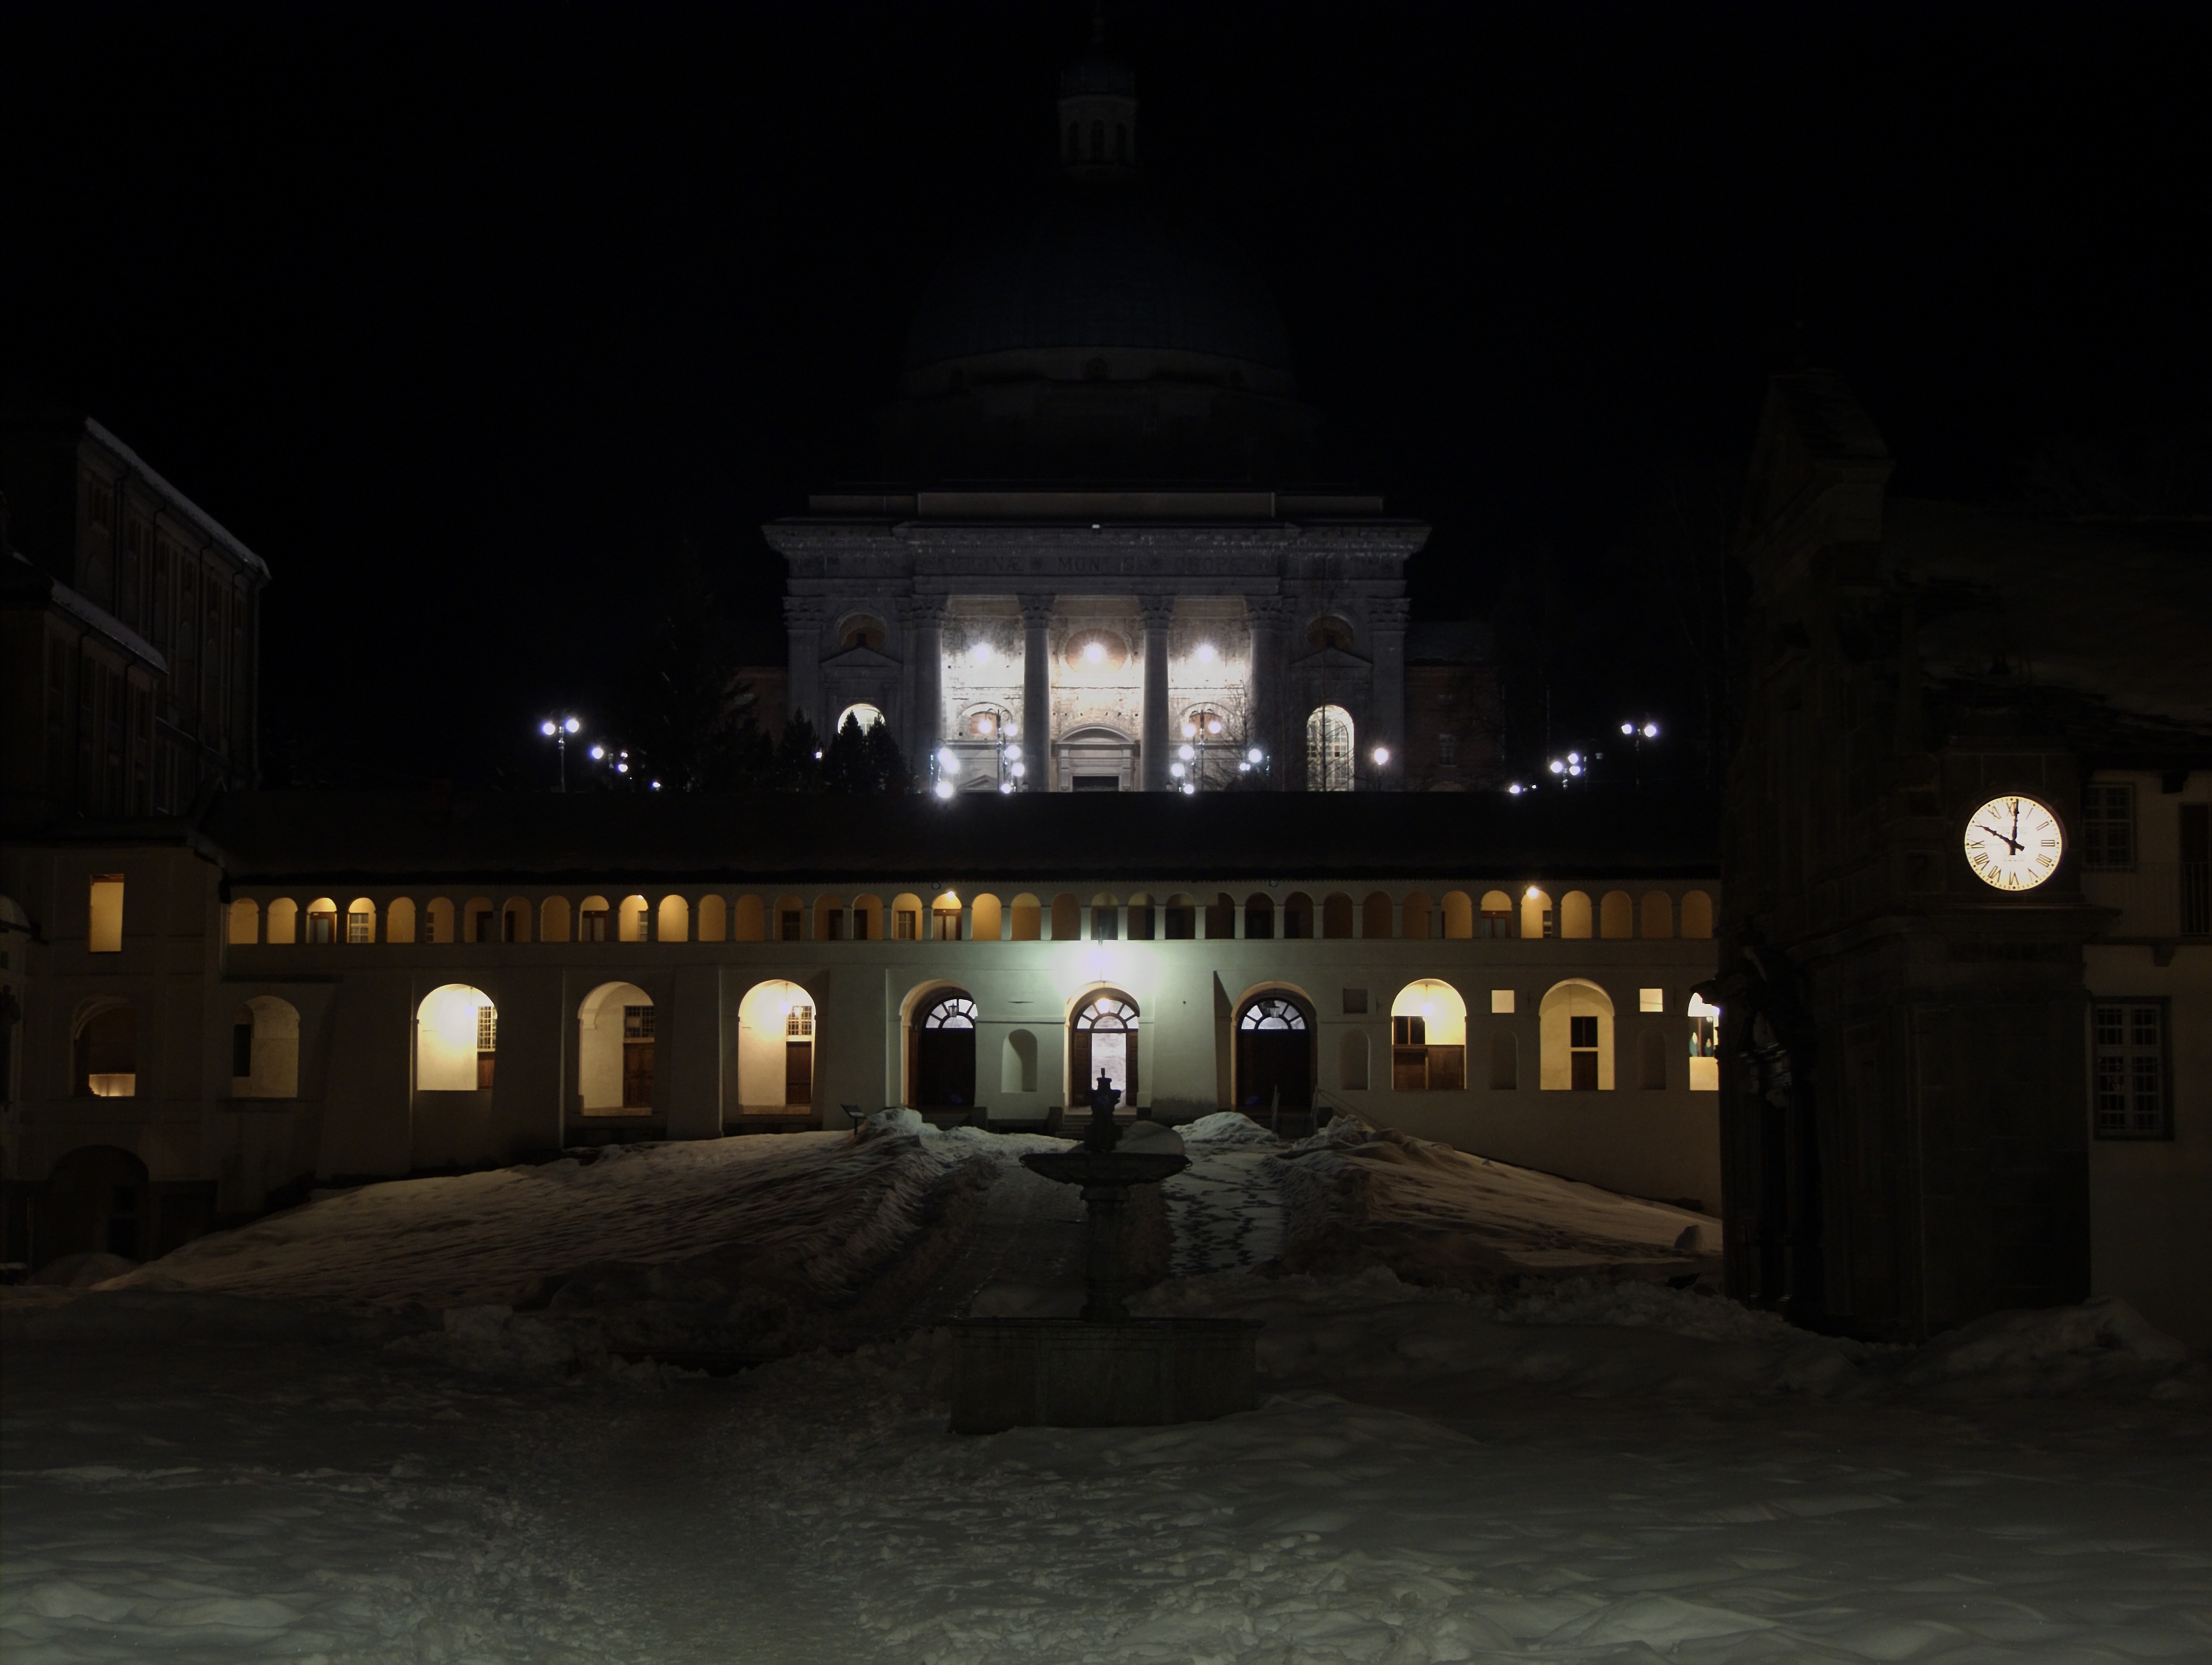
[948,1073,1260,1434]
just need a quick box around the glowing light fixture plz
[937,746,958,769]
[590,744,606,761]
[1509,782,1524,795]
[999,781,1015,794]
[933,779,955,800]
[1549,760,1564,774]
[1196,642,1217,662]
[1005,743,1022,762]
[1247,746,1264,764]
[1170,761,1186,778]
[1084,641,1104,663]
[1371,746,1390,766]
[1182,721,1197,738]
[1178,743,1196,761]
[1643,722,1659,738]
[1011,762,1026,778]
[970,641,991,662]
[1525,886,1540,899]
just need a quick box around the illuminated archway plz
[417,984,495,1092]
[1539,979,1615,1091]
[1389,980,1466,1090]
[1069,989,1139,1105]
[579,981,654,1113]
[737,980,815,1110]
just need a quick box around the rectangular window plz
[1639,988,1664,1013]
[894,909,918,940]
[581,908,608,942]
[936,907,964,941]
[2093,999,2171,1138]
[347,909,373,944]
[785,1004,815,1039]
[306,910,334,944]
[1393,1014,1427,1046]
[88,875,124,951]
[782,910,805,942]
[1490,989,1515,1014]
[2081,783,2136,870]
[477,1004,498,1051]
[623,1004,655,1040]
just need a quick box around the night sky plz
[5,2,2204,790]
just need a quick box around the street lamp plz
[538,715,581,790]
[1619,717,1661,787]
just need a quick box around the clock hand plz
[1976,822,2022,853]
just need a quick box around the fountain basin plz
[950,1317,1260,1434]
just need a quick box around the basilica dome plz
[877,49,1316,483]
[901,183,1295,380]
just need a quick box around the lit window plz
[88,875,124,952]
[1490,989,1514,1014]
[895,909,919,941]
[1639,988,1664,1013]
[477,1004,498,1052]
[348,909,373,944]
[2093,1001,2170,1138]
[785,1003,815,1039]
[1306,705,1354,792]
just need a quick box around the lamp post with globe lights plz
[538,716,582,790]
[1618,718,1661,788]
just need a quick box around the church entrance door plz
[1236,995,1313,1113]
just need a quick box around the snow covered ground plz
[7,1117,2207,1663]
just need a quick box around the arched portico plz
[737,979,815,1110]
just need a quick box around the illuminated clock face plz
[1963,795,2064,891]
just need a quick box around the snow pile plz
[98,1131,986,1315]
[1177,1109,1286,1149]
[1272,1119,1719,1287]
[1903,1293,2199,1396]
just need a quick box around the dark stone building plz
[1715,373,2211,1343]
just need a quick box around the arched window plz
[696,894,726,942]
[1363,891,1395,939]
[417,984,495,1092]
[73,999,137,1097]
[502,897,532,944]
[815,894,847,942]
[1600,891,1633,939]
[891,892,922,941]
[232,995,300,1098]
[837,701,886,732]
[425,898,454,944]
[346,898,376,944]
[305,897,338,944]
[1009,893,1042,941]
[266,897,298,944]
[388,897,418,943]
[732,894,764,942]
[838,615,886,652]
[1282,892,1314,939]
[850,894,883,941]
[1205,892,1236,938]
[540,895,572,943]
[1070,992,1139,1104]
[737,980,815,1111]
[1442,891,1474,939]
[937,891,967,942]
[228,898,259,944]
[1237,993,1313,1114]
[1321,893,1354,938]
[580,894,612,942]
[1390,980,1466,1091]
[1306,704,1353,791]
[1539,980,1615,1091]
[1050,892,1081,941]
[1561,891,1593,939]
[1401,890,1431,940]
[1244,893,1275,939]
[618,895,650,943]
[1520,887,1552,940]
[1480,890,1514,938]
[911,989,979,1111]
[657,895,689,942]
[1306,616,1354,651]
[578,981,654,1115]
[1126,892,1153,940]
[463,897,495,943]
[1164,893,1197,939]
[1641,891,1674,939]
[1680,890,1714,940]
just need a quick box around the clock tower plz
[1713,372,2123,1342]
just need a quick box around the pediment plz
[1292,645,1372,672]
[823,643,900,670]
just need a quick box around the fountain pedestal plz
[948,1075,1260,1434]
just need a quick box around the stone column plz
[783,598,825,739]
[1019,595,1054,790]
[901,596,948,774]
[1370,597,1409,792]
[1247,598,1289,790]
[1139,594,1175,792]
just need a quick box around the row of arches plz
[62,974,1717,1110]
[229,887,1713,945]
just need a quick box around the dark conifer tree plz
[861,717,910,794]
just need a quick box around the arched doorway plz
[1069,991,1139,1104]
[578,982,654,1114]
[737,980,815,1110]
[46,1145,149,1261]
[416,984,496,1091]
[910,988,978,1109]
[1236,993,1313,1113]
[72,998,137,1097]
